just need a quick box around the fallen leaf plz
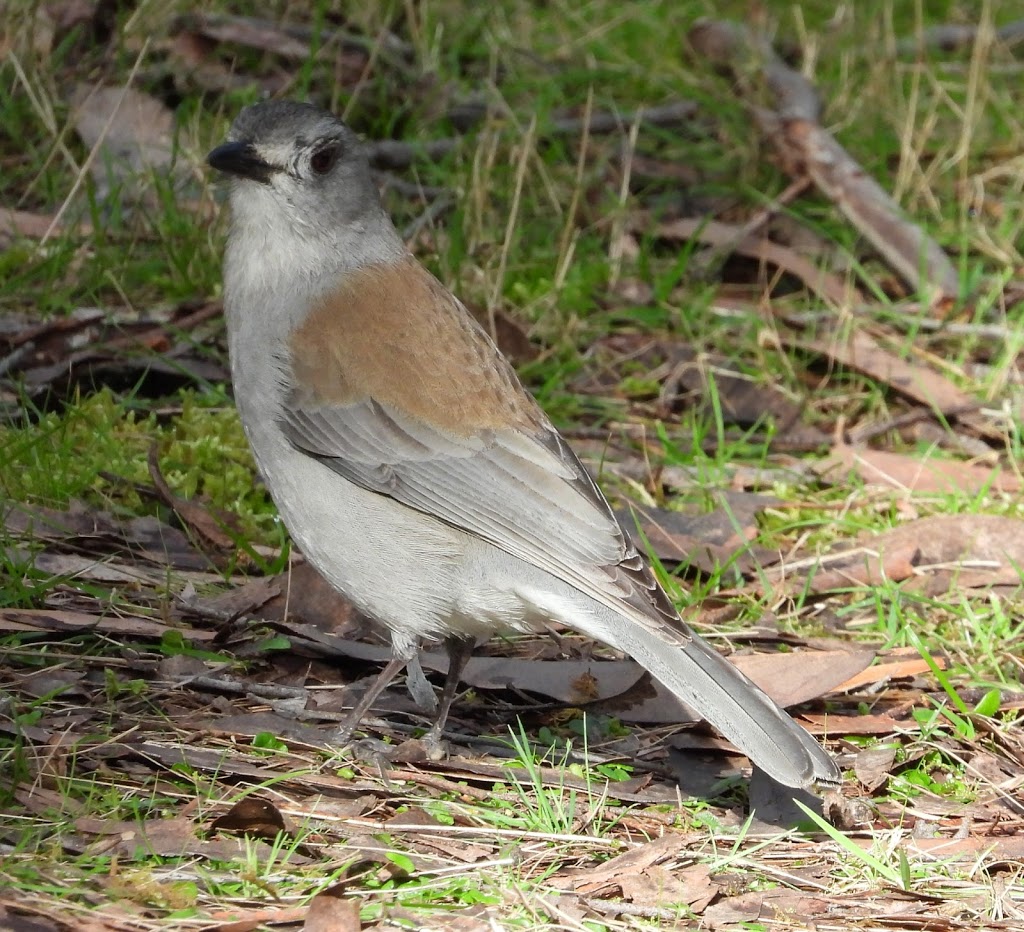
[836,652,948,692]
[71,84,181,204]
[185,576,282,620]
[764,514,1024,598]
[12,669,86,699]
[166,31,252,95]
[209,798,289,841]
[0,207,90,244]
[259,562,366,633]
[148,444,244,559]
[854,745,899,791]
[792,327,1001,442]
[203,906,308,932]
[466,303,538,364]
[642,215,858,305]
[561,833,685,893]
[704,890,830,929]
[618,864,715,909]
[817,443,1021,494]
[619,493,783,577]
[66,814,308,864]
[564,834,718,910]
[0,609,216,641]
[0,900,125,932]
[24,551,174,587]
[302,890,360,932]
[800,711,909,736]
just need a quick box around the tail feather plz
[589,607,840,788]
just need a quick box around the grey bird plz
[208,100,840,789]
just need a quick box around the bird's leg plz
[403,654,439,713]
[421,635,476,746]
[336,654,410,744]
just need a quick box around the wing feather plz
[277,395,683,634]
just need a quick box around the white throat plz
[220,179,406,423]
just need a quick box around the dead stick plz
[365,100,698,170]
[897,19,1024,55]
[689,19,961,309]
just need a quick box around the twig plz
[690,176,813,277]
[366,137,460,171]
[581,899,690,922]
[549,100,698,136]
[0,342,34,378]
[181,674,310,701]
[897,19,1024,55]
[374,172,449,201]
[177,12,413,66]
[779,306,1024,342]
[364,100,699,171]
[846,404,981,445]
[401,194,456,242]
[689,19,961,308]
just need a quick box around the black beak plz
[207,141,277,184]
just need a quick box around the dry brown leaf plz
[147,444,245,559]
[1,302,228,407]
[166,31,253,95]
[704,890,831,929]
[801,711,908,736]
[188,576,282,619]
[798,327,978,415]
[0,608,217,641]
[0,207,91,243]
[27,551,172,586]
[867,835,1024,861]
[632,647,874,725]
[385,810,493,862]
[65,814,308,863]
[181,13,319,58]
[12,668,86,700]
[209,798,289,841]
[561,833,685,892]
[302,891,361,932]
[645,215,857,306]
[817,443,1021,495]
[853,745,899,791]
[204,906,309,932]
[732,649,876,708]
[0,900,129,932]
[12,786,85,819]
[764,514,1024,599]
[565,834,718,910]
[71,84,181,202]
[315,640,866,723]
[2,503,212,572]
[466,303,538,364]
[836,652,948,693]
[259,561,365,633]
[619,864,716,910]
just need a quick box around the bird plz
[207,100,840,790]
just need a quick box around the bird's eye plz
[310,145,340,175]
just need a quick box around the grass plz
[2,0,1024,928]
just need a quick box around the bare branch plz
[689,19,961,308]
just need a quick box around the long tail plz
[586,604,840,788]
